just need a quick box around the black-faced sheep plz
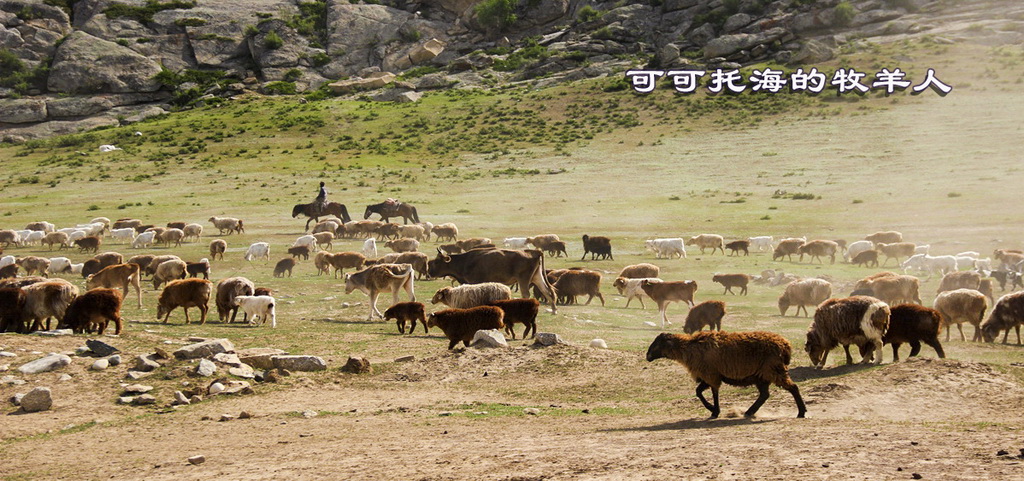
[58,288,124,335]
[805,296,890,368]
[711,273,751,295]
[487,298,540,339]
[383,302,427,334]
[580,235,613,261]
[553,269,604,306]
[426,306,505,350]
[683,300,726,334]
[618,263,660,279]
[778,278,832,317]
[431,282,513,308]
[859,304,944,362]
[157,278,212,324]
[273,258,296,278]
[981,291,1024,344]
[646,331,806,419]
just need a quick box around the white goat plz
[362,238,377,258]
[244,242,270,262]
[132,231,156,249]
[233,295,277,328]
[503,237,529,249]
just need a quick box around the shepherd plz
[314,181,328,215]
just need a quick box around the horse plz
[364,202,420,224]
[292,202,352,231]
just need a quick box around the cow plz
[427,248,557,314]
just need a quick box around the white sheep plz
[183,223,203,242]
[644,238,686,259]
[747,236,774,252]
[902,254,957,276]
[244,242,270,262]
[844,240,874,262]
[76,223,105,237]
[914,244,931,255]
[233,295,277,328]
[209,216,244,235]
[132,231,156,249]
[0,255,14,269]
[47,257,72,275]
[613,277,662,308]
[362,238,377,258]
[69,263,84,274]
[954,256,977,270]
[57,227,79,235]
[503,237,529,249]
[956,251,981,259]
[67,230,88,244]
[293,235,318,251]
[111,228,136,243]
[22,230,44,246]
[974,258,993,272]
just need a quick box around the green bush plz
[264,31,283,49]
[309,52,331,67]
[400,27,422,43]
[475,0,517,33]
[834,1,856,27]
[576,5,601,22]
[263,81,297,95]
[0,48,49,94]
[287,1,328,45]
[174,17,206,27]
[491,40,549,72]
[103,0,196,24]
[283,68,303,82]
[396,65,439,80]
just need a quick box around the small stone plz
[219,414,235,422]
[18,354,72,374]
[302,410,318,418]
[212,353,242,367]
[134,354,160,372]
[471,330,508,348]
[523,408,540,415]
[208,382,225,395]
[90,359,109,371]
[133,394,156,405]
[86,339,119,357]
[20,387,52,412]
[534,332,564,347]
[589,339,608,349]
[271,355,327,372]
[239,411,253,419]
[228,365,255,379]
[125,370,152,380]
[340,357,371,374]
[189,395,203,404]
[0,351,16,358]
[187,455,205,465]
[118,396,135,404]
[0,364,8,371]
[395,355,415,363]
[57,373,72,382]
[174,339,235,360]
[219,380,253,395]
[237,348,287,369]
[643,321,658,328]
[107,355,121,366]
[75,346,91,356]
[911,474,922,480]
[195,359,217,377]
[173,391,190,405]
[32,329,73,336]
[124,384,153,394]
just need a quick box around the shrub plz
[309,52,331,67]
[264,31,284,49]
[577,5,601,23]
[0,48,49,95]
[400,28,422,43]
[103,0,196,24]
[397,65,439,80]
[475,0,517,33]
[174,17,206,27]
[283,68,303,82]
[834,1,856,27]
[264,81,297,95]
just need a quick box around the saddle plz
[383,198,402,213]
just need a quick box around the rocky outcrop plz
[47,31,162,94]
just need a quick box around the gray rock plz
[74,346,91,356]
[20,387,53,413]
[85,339,119,357]
[18,354,71,374]
[703,28,790,59]
[523,407,540,415]
[340,357,371,374]
[656,44,680,67]
[190,395,203,404]
[0,364,8,371]
[534,332,565,346]
[372,89,422,103]
[271,355,327,372]
[134,354,160,372]
[107,355,121,366]
[173,391,190,405]
[218,380,253,395]
[471,330,508,348]
[188,455,206,465]
[31,329,73,337]
[851,9,902,28]
[46,97,115,119]
[326,4,413,75]
[395,355,415,363]
[195,359,217,377]
[662,0,699,12]
[125,370,152,380]
[118,396,134,404]
[237,348,288,370]
[208,382,225,395]
[219,413,235,422]
[47,31,163,94]
[723,13,753,33]
[228,365,255,379]
[212,353,242,367]
[0,351,15,358]
[414,73,457,90]
[124,384,153,394]
[173,339,235,360]
[133,394,156,405]
[789,39,835,64]
[90,359,109,371]
[58,373,72,382]
[687,23,717,47]
[2,375,26,385]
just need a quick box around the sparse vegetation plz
[264,31,284,50]
[102,0,196,24]
[475,0,518,33]
[834,1,856,27]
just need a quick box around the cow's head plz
[427,248,452,278]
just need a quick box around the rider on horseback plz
[314,182,328,216]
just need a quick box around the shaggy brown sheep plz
[618,263,660,279]
[488,298,540,339]
[553,269,604,306]
[383,302,427,334]
[683,300,726,334]
[273,258,296,278]
[711,273,751,295]
[157,278,212,324]
[426,306,505,350]
[58,288,123,335]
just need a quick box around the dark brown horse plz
[292,202,352,231]
[364,202,419,224]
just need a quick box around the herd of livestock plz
[1,212,1023,416]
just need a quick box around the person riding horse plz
[313,182,328,216]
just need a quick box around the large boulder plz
[0,99,47,123]
[270,355,327,372]
[17,354,71,374]
[325,4,412,75]
[0,1,72,61]
[236,348,288,370]
[327,73,395,94]
[702,27,790,59]
[47,31,163,94]
[174,339,235,360]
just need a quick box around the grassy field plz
[1,40,1023,480]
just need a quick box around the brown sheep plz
[853,271,898,290]
[153,259,187,289]
[209,239,227,261]
[805,296,890,368]
[876,242,916,266]
[183,223,203,242]
[425,306,505,350]
[75,236,101,253]
[646,331,807,419]
[254,287,272,297]
[16,256,50,277]
[383,302,427,334]
[93,252,124,269]
[58,288,123,335]
[313,251,332,276]
[112,218,142,231]
[851,249,879,267]
[159,228,185,247]
[326,252,366,278]
[858,304,944,362]
[21,279,79,331]
[274,258,296,278]
[312,232,334,251]
[618,263,660,279]
[612,277,660,309]
[42,232,69,251]
[0,276,47,289]
[936,270,981,295]
[553,269,604,306]
[855,274,922,306]
[145,255,182,276]
[833,239,848,253]
[288,245,311,260]
[80,259,101,278]
[399,224,426,241]
[683,300,726,334]
[215,277,255,323]
[978,279,995,304]
[981,291,1024,344]
[488,298,540,339]
[725,240,750,256]
[312,220,341,235]
[0,287,26,333]
[431,283,513,308]
[431,223,459,242]
[797,240,839,264]
[641,279,698,328]
[393,251,430,279]
[86,263,142,308]
[0,230,19,248]
[778,278,832,317]
[581,235,613,261]
[456,238,493,251]
[376,222,402,240]
[543,241,568,258]
[157,278,212,325]
[438,244,464,256]
[685,234,726,255]
[384,238,420,253]
[167,221,186,230]
[526,234,560,251]
[994,249,1024,270]
[711,273,751,295]
[0,264,18,279]
[126,254,155,274]
[186,259,210,279]
[865,231,903,244]
[772,238,805,262]
[141,225,162,236]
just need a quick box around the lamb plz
[132,231,156,249]
[288,245,311,260]
[144,254,181,276]
[431,282,513,308]
[778,278,833,317]
[526,234,560,251]
[933,289,988,342]
[711,273,751,295]
[936,270,982,295]
[111,228,136,244]
[864,231,903,244]
[683,300,726,334]
[21,230,44,246]
[375,223,402,240]
[0,255,13,269]
[613,277,661,308]
[644,238,686,259]
[542,241,567,258]
[384,302,428,334]
[553,269,605,306]
[619,263,660,279]
[314,251,332,276]
[292,234,318,251]
[273,258,296,278]
[16,256,51,277]
[503,237,529,249]
[57,288,123,335]
[325,252,367,278]
[86,263,142,308]
[747,236,774,252]
[186,259,210,279]
[399,224,426,241]
[425,306,505,350]
[233,295,277,328]
[685,234,725,255]
[805,296,890,368]
[215,277,255,323]
[90,217,110,231]
[384,238,420,253]
[0,288,26,333]
[980,291,1024,344]
[156,278,212,325]
[851,250,879,267]
[859,304,945,362]
[209,239,226,261]
[646,331,807,419]
[74,236,101,253]
[46,257,73,275]
[157,228,185,248]
[432,223,460,242]
[901,254,957,276]
[417,222,434,241]
[456,237,493,251]
[973,257,993,272]
[344,263,416,320]
[876,242,917,266]
[641,279,698,328]
[580,235,613,261]
[797,240,839,264]
[208,216,244,235]
[844,240,874,262]
[487,298,540,339]
[153,259,187,289]
[244,242,271,262]
[914,244,931,255]
[312,232,334,251]
[183,223,203,242]
[312,220,341,235]
[855,274,922,306]
[21,279,79,331]
[772,238,805,262]
[362,238,377,258]
[724,240,750,256]
[143,226,165,237]
[42,232,69,250]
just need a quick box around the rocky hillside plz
[1,0,1021,141]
